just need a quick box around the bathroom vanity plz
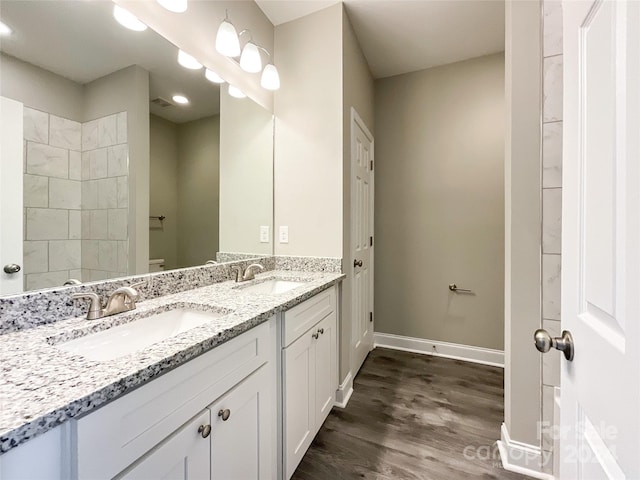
[0,266,343,480]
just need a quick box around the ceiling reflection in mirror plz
[0,0,274,295]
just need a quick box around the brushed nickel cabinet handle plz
[312,332,319,339]
[198,424,211,438]
[318,328,324,335]
[218,409,231,421]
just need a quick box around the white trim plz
[497,423,553,480]
[373,332,504,368]
[334,371,353,408]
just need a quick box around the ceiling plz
[0,1,219,123]
[255,0,505,79]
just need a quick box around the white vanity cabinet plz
[282,287,338,479]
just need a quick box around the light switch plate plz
[260,226,269,243]
[279,226,289,244]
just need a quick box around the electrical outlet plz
[279,226,289,244]
[260,226,269,243]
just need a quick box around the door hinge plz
[370,236,373,247]
[369,312,373,322]
[370,160,374,171]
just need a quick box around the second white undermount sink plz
[57,308,227,361]
[238,279,307,295]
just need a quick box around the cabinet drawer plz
[73,319,273,480]
[283,287,336,347]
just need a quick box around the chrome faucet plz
[231,263,265,282]
[72,283,142,320]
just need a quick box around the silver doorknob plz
[534,329,574,361]
[353,259,363,268]
[3,264,21,274]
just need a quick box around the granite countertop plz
[0,270,344,453]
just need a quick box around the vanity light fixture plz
[239,41,262,73]
[205,68,225,84]
[0,20,12,36]
[177,50,202,70]
[113,5,147,32]
[156,0,187,13]
[172,94,189,104]
[215,11,240,57]
[228,85,246,99]
[261,63,280,91]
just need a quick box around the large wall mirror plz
[0,0,274,295]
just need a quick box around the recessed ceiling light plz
[172,95,189,105]
[156,0,188,13]
[205,69,225,84]
[228,85,246,99]
[178,50,202,70]
[0,20,12,36]
[113,5,147,32]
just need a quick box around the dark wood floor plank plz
[291,348,533,480]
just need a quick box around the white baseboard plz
[497,423,553,480]
[373,332,504,368]
[334,371,353,408]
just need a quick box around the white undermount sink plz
[239,279,306,295]
[57,308,226,361]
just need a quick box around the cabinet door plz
[209,366,272,480]
[119,411,210,480]
[283,330,316,479]
[313,312,337,428]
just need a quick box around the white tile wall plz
[542,254,561,321]
[26,208,69,240]
[24,174,48,208]
[108,209,128,240]
[542,188,562,254]
[81,240,100,270]
[82,120,98,151]
[543,55,563,122]
[69,210,82,240]
[49,240,81,270]
[116,112,127,144]
[116,176,128,208]
[98,240,117,270]
[542,319,561,387]
[543,0,563,57]
[49,115,81,151]
[89,210,108,240]
[24,241,48,274]
[26,143,68,178]
[69,151,82,181]
[542,122,563,188]
[97,178,118,209]
[49,178,81,210]
[26,271,68,291]
[107,145,128,177]
[23,108,49,144]
[98,115,117,148]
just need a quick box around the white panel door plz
[119,410,210,480]
[0,96,24,295]
[209,366,272,480]
[562,1,640,478]
[351,108,374,376]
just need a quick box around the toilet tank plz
[148,259,165,272]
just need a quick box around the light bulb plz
[0,21,12,36]
[178,50,202,70]
[113,5,147,32]
[239,42,262,73]
[228,85,246,99]
[205,69,225,84]
[156,0,187,13]
[172,95,189,104]
[216,20,240,57]
[261,64,280,91]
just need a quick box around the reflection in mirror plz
[0,0,273,295]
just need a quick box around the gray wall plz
[0,53,84,121]
[504,0,542,448]
[177,115,220,267]
[341,6,375,381]
[149,114,220,270]
[149,115,179,270]
[374,53,505,351]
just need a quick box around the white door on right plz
[562,1,640,478]
[351,108,374,376]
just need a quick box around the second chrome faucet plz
[231,264,264,282]
[72,282,143,320]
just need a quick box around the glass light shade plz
[172,95,189,104]
[239,42,262,73]
[156,0,187,13]
[113,5,147,32]
[216,20,240,57]
[178,50,202,70]
[228,85,246,99]
[0,21,12,36]
[205,69,225,84]
[261,64,280,91]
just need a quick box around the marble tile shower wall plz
[23,108,82,291]
[540,0,563,474]
[80,112,129,282]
